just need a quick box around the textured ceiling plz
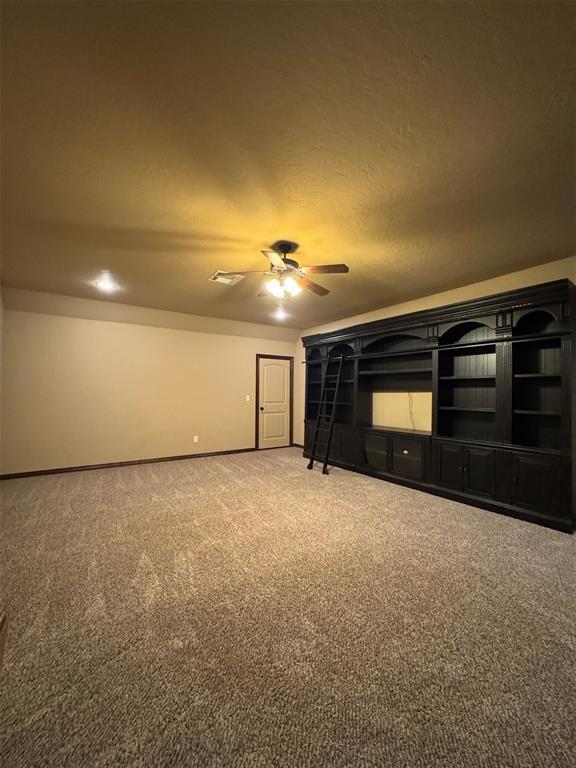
[1,1,574,329]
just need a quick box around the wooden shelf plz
[356,348,431,361]
[359,368,432,376]
[363,425,432,437]
[514,409,561,417]
[440,375,495,381]
[439,406,495,413]
[438,340,497,352]
[513,373,560,379]
[511,334,564,345]
[308,400,352,406]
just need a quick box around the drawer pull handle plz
[402,450,409,455]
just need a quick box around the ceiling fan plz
[208,240,349,298]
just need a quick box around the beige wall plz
[293,256,575,444]
[2,256,574,470]
[0,290,3,471]
[1,291,298,474]
[372,392,432,433]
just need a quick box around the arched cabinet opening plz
[328,343,354,358]
[514,310,558,336]
[439,321,495,345]
[327,343,354,395]
[358,333,432,377]
[307,347,322,361]
[362,334,424,355]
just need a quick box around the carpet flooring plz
[1,447,575,767]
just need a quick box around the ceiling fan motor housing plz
[273,240,299,257]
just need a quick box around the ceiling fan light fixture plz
[265,275,302,299]
[283,276,302,296]
[266,277,285,298]
[209,241,347,300]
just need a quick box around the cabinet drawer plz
[390,437,423,480]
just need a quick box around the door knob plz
[259,407,264,411]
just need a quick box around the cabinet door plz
[304,420,314,452]
[463,447,495,499]
[336,426,358,466]
[510,453,569,518]
[328,425,342,461]
[362,432,389,472]
[435,443,464,490]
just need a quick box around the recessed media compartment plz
[372,391,432,433]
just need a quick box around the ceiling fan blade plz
[300,264,349,274]
[261,249,286,270]
[296,275,330,296]
[215,270,270,276]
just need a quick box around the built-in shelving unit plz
[436,341,497,442]
[303,279,574,532]
[511,336,563,450]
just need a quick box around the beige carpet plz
[1,447,575,767]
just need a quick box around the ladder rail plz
[307,355,344,474]
[321,356,344,474]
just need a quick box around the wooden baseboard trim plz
[292,443,304,448]
[0,613,7,672]
[0,447,259,480]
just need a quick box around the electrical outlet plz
[193,436,199,444]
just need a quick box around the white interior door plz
[258,357,291,449]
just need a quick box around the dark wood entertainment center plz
[302,279,575,532]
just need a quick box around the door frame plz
[255,354,294,449]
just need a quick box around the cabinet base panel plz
[302,450,574,533]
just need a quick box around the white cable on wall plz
[408,392,416,431]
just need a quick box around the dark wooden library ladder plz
[307,356,344,475]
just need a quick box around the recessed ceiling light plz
[91,270,121,294]
[273,307,288,321]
